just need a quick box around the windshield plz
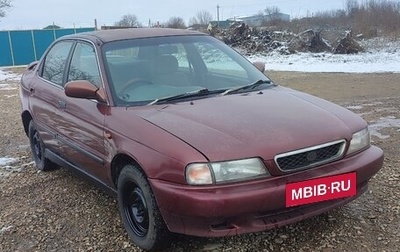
[102,35,270,106]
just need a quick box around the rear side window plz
[41,41,73,86]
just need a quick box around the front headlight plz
[186,158,270,185]
[347,128,371,155]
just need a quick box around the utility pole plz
[217,4,220,29]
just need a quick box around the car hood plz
[134,86,366,161]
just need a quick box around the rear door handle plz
[57,100,67,109]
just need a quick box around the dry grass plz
[264,0,400,39]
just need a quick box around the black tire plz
[117,164,170,251]
[28,120,58,171]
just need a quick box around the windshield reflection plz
[103,35,269,106]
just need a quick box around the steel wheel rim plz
[32,131,43,161]
[123,182,149,237]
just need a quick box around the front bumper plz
[149,146,383,237]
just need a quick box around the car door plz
[58,41,108,182]
[30,40,74,153]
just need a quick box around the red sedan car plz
[19,28,383,251]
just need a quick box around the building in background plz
[208,12,290,30]
[229,13,290,27]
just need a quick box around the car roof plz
[62,28,207,43]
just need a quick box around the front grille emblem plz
[306,151,317,161]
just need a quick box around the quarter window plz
[41,41,73,86]
[68,42,101,87]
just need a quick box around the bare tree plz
[0,0,12,18]
[189,10,213,27]
[263,6,282,25]
[345,0,359,16]
[165,17,186,29]
[265,6,280,17]
[115,14,142,27]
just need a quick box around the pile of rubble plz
[333,31,364,54]
[209,23,364,55]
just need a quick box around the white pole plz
[52,22,57,40]
[217,4,220,29]
[31,30,38,61]
[7,31,15,66]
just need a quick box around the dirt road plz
[1,69,399,251]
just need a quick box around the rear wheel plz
[28,121,57,171]
[117,164,170,251]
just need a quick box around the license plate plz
[286,172,357,207]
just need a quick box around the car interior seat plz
[153,55,190,87]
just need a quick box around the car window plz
[41,41,74,86]
[68,42,101,87]
[194,42,247,79]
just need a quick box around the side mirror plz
[253,62,265,73]
[64,80,107,103]
[27,61,39,70]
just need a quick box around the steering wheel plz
[118,78,153,98]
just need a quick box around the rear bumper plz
[149,146,383,237]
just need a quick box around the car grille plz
[275,140,346,172]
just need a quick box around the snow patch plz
[249,38,400,73]
[0,157,17,166]
[0,68,19,82]
[363,102,384,107]
[5,94,18,98]
[251,51,400,73]
[0,226,13,234]
[0,159,34,178]
[369,116,400,139]
[346,105,363,110]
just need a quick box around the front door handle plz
[57,100,67,109]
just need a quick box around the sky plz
[0,0,347,30]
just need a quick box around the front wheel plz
[117,164,170,251]
[28,120,57,171]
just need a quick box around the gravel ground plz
[0,68,399,252]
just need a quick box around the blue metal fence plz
[0,28,95,67]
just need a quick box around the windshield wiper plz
[147,88,211,105]
[221,79,272,96]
